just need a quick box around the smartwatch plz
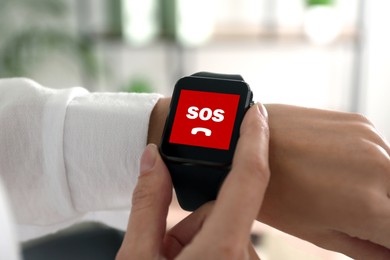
[160,72,253,211]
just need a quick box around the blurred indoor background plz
[1,0,389,259]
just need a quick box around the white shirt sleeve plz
[0,177,20,260]
[0,78,162,240]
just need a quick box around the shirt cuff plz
[64,92,162,212]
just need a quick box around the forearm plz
[253,104,390,258]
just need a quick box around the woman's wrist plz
[147,97,171,145]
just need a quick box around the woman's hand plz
[117,104,270,260]
[260,104,390,259]
[147,99,390,258]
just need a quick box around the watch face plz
[169,89,240,150]
[160,76,252,166]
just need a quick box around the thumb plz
[117,144,172,259]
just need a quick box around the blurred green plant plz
[122,77,153,93]
[306,0,335,6]
[0,0,97,78]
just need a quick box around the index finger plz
[198,103,270,245]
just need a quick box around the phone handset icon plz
[191,127,212,136]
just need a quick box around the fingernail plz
[140,144,157,174]
[257,103,268,119]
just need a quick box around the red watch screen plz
[169,89,240,150]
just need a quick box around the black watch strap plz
[191,72,244,81]
[167,163,228,211]
[166,72,244,211]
